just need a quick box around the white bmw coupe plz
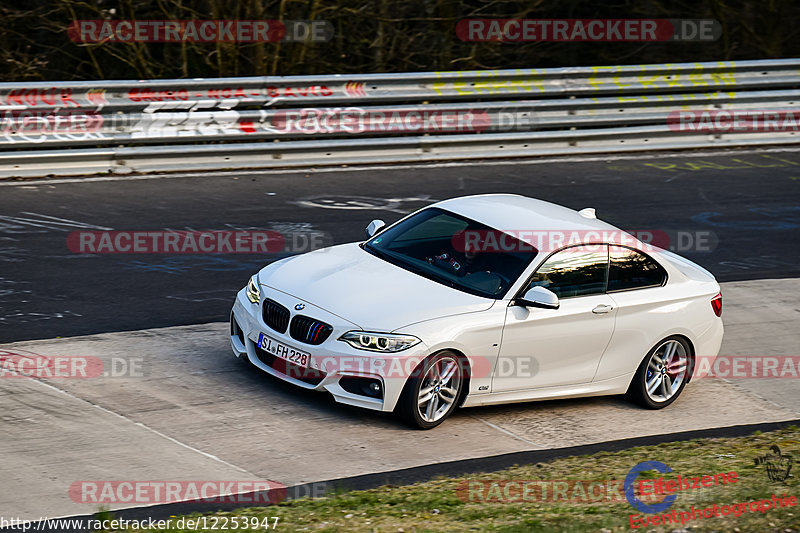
[230,194,723,429]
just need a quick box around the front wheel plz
[627,336,692,409]
[396,351,465,429]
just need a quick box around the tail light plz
[711,292,723,317]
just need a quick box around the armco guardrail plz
[1,59,800,177]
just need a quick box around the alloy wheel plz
[417,355,462,423]
[644,339,688,402]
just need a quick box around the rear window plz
[608,246,667,292]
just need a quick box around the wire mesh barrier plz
[1,58,800,177]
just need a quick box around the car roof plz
[432,194,621,235]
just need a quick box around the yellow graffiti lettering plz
[614,73,631,89]
[683,161,743,171]
[763,155,800,166]
[643,162,679,171]
[666,72,684,88]
[453,75,472,95]
[710,62,736,85]
[729,158,787,169]
[613,156,800,173]
[432,71,447,95]
[589,66,614,90]
[637,73,661,89]
[688,63,708,87]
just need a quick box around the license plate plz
[256,332,310,368]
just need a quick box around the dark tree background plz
[1,0,798,81]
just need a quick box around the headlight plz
[246,275,260,304]
[338,331,421,352]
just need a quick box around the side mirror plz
[516,286,560,309]
[366,219,386,237]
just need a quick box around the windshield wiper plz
[398,259,457,289]
[362,242,392,262]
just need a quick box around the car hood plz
[259,243,495,331]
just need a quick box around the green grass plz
[102,426,800,532]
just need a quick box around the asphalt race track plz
[1,148,800,343]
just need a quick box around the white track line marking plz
[30,378,257,476]
[469,414,543,449]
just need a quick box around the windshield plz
[364,207,538,299]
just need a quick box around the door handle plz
[592,304,613,314]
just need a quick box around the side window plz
[608,246,667,292]
[527,245,608,298]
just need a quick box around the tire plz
[626,335,693,409]
[396,351,466,429]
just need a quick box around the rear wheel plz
[396,351,465,429]
[627,336,692,409]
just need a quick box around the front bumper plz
[230,287,431,412]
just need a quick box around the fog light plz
[339,376,384,399]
